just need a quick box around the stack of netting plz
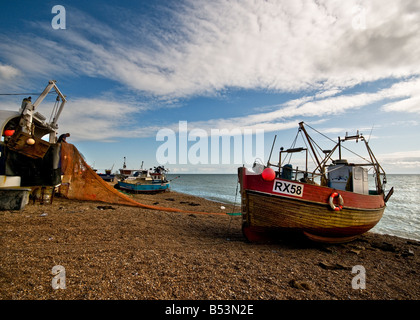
[59,143,226,215]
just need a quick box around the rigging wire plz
[283,129,299,165]
[49,96,61,123]
[0,92,56,96]
[304,122,371,164]
[368,124,374,143]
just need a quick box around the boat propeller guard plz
[329,192,344,211]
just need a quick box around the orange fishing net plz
[59,143,226,215]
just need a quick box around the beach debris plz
[348,245,366,255]
[40,212,48,217]
[180,201,201,206]
[220,206,225,210]
[371,241,397,252]
[318,262,352,270]
[97,205,115,210]
[289,279,312,290]
[318,245,336,254]
[406,240,420,246]
[401,249,415,258]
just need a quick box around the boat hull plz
[97,173,115,182]
[118,180,170,193]
[239,167,385,243]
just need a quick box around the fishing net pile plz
[59,143,142,207]
[59,143,225,215]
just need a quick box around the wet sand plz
[1,190,419,301]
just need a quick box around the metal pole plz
[267,135,277,167]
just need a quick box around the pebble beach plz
[1,190,419,301]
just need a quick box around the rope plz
[227,180,240,233]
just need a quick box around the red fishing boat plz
[239,122,394,244]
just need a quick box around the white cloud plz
[382,96,420,114]
[2,76,417,143]
[0,64,20,80]
[54,98,156,142]
[380,77,420,114]
[377,150,420,173]
[1,1,419,142]
[0,64,21,90]
[165,77,420,135]
[1,0,420,99]
[379,150,420,159]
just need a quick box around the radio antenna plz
[368,124,374,143]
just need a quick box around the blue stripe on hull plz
[118,181,169,192]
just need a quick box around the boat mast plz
[338,137,341,160]
[298,122,326,180]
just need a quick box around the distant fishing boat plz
[238,122,394,244]
[116,159,170,193]
[97,165,116,182]
[118,157,137,176]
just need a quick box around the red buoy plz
[3,129,15,137]
[261,167,276,181]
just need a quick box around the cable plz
[305,122,371,164]
[0,92,55,96]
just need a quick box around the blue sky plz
[0,0,419,173]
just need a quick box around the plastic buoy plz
[261,167,276,181]
[26,138,35,145]
[3,129,15,136]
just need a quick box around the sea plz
[167,174,420,242]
